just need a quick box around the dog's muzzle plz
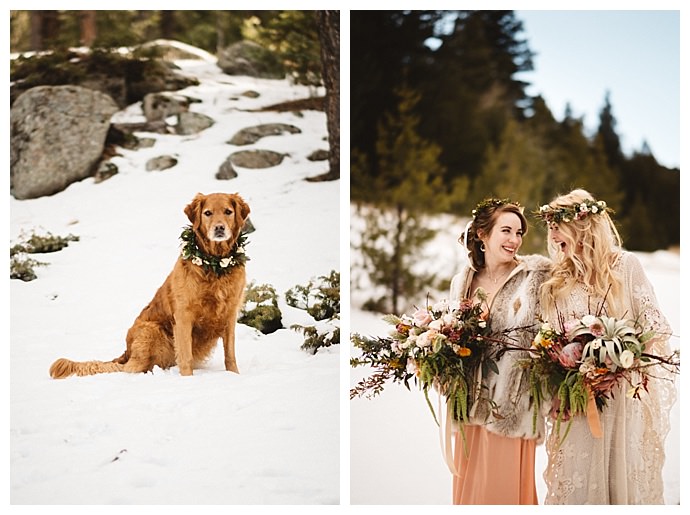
[211,224,229,241]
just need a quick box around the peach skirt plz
[452,425,538,505]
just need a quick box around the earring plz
[480,242,486,252]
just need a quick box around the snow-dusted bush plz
[287,270,340,353]
[238,281,283,334]
[9,231,79,281]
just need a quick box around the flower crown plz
[471,198,521,219]
[537,198,611,224]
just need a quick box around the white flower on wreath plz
[220,257,232,268]
[478,320,487,329]
[406,358,418,375]
[192,256,203,266]
[590,338,602,350]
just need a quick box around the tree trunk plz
[30,11,59,51]
[391,204,404,314]
[80,11,97,47]
[42,11,60,48]
[160,10,176,40]
[29,11,43,51]
[308,10,340,182]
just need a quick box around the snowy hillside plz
[10,44,339,505]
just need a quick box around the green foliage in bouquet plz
[523,309,680,444]
[351,293,500,432]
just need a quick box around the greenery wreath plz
[179,225,249,276]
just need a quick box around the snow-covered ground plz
[350,245,680,505]
[10,45,339,505]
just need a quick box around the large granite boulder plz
[10,85,119,200]
[217,41,284,79]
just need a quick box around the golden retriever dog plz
[49,192,251,379]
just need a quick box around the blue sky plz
[514,10,680,169]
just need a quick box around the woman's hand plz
[549,397,571,421]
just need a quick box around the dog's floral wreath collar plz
[179,225,249,276]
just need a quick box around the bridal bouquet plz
[351,292,500,426]
[524,312,680,441]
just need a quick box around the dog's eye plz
[224,208,233,215]
[203,210,212,217]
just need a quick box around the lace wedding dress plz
[542,252,677,504]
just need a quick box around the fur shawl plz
[449,253,552,441]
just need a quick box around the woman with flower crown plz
[537,188,676,504]
[448,198,551,504]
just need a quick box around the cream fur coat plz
[449,253,551,441]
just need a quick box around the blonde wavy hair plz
[539,189,624,316]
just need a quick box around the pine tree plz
[596,91,624,171]
[350,11,441,181]
[353,87,460,313]
[471,117,550,253]
[418,10,535,185]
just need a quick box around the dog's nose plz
[214,224,226,234]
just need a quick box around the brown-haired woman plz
[447,198,551,504]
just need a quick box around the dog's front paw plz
[179,365,194,376]
[225,361,239,374]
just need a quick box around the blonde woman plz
[538,188,676,504]
[449,198,550,504]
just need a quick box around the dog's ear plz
[231,194,251,223]
[184,193,205,225]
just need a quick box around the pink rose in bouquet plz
[412,309,433,327]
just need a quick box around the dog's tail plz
[49,354,126,379]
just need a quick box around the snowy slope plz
[10,46,339,505]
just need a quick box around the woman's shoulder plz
[615,250,644,273]
[449,264,474,297]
